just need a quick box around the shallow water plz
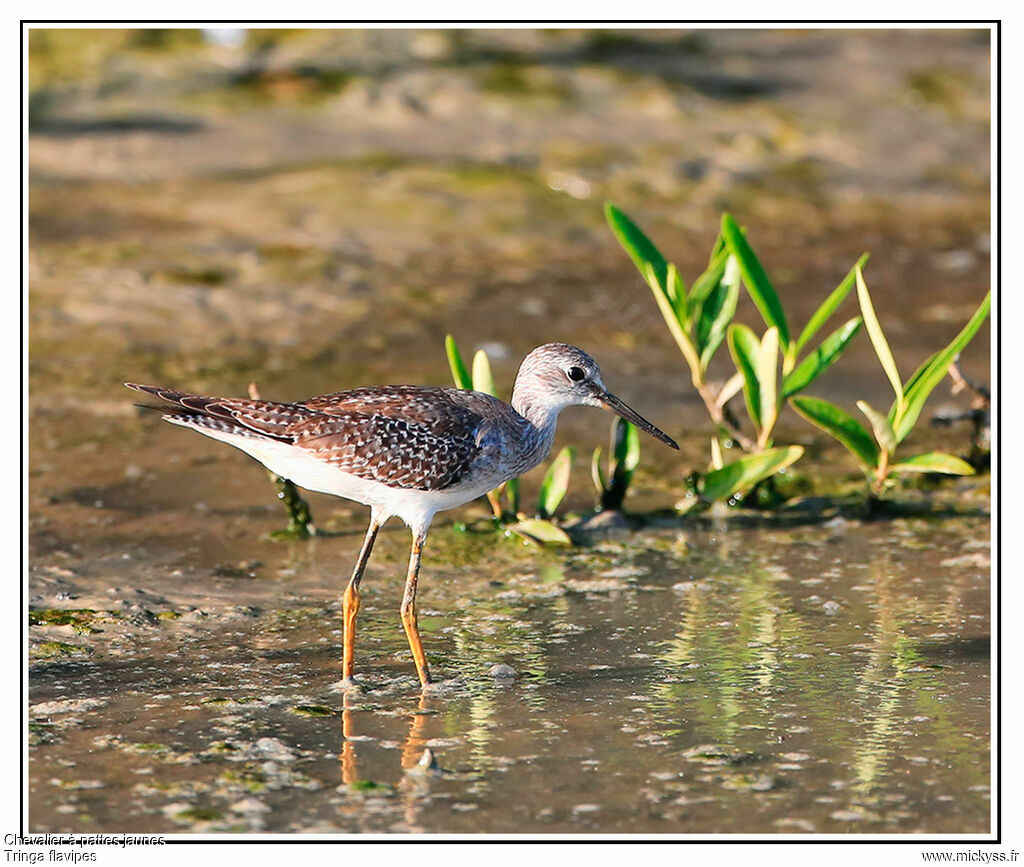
[28,27,992,835]
[29,504,990,834]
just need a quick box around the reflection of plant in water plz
[850,558,989,800]
[439,589,555,771]
[849,560,928,798]
[654,561,794,745]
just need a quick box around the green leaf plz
[503,478,521,515]
[721,214,790,346]
[782,317,863,398]
[605,203,668,293]
[727,323,762,431]
[688,247,729,327]
[790,395,880,470]
[856,400,896,454]
[890,452,975,476]
[795,253,869,354]
[716,371,745,409]
[613,418,640,474]
[892,292,991,443]
[707,231,726,266]
[701,446,804,502]
[471,350,496,397]
[667,262,687,322]
[591,446,606,495]
[855,266,903,414]
[538,446,575,519]
[697,254,741,370]
[445,335,472,390]
[508,519,572,546]
[709,436,724,471]
[643,261,703,381]
[757,327,780,442]
[899,350,941,401]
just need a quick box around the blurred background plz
[30,27,990,459]
[26,26,994,836]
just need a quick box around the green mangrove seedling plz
[791,268,989,497]
[606,203,749,448]
[445,335,574,545]
[720,213,865,453]
[678,442,805,514]
[606,206,865,457]
[592,417,640,511]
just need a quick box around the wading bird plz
[126,343,678,688]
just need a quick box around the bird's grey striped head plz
[512,343,679,449]
[513,343,606,412]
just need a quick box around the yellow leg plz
[342,515,382,683]
[400,531,432,687]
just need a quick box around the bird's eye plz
[566,366,586,382]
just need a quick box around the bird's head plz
[513,343,679,449]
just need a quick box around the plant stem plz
[274,476,315,539]
[873,451,890,496]
[697,382,757,452]
[486,491,504,522]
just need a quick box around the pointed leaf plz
[790,395,880,470]
[757,327,780,442]
[605,202,668,293]
[710,436,724,471]
[856,400,896,454]
[508,519,572,546]
[503,478,521,515]
[707,230,726,267]
[445,335,472,390]
[721,214,790,345]
[892,292,991,443]
[702,446,804,502]
[612,419,641,473]
[688,247,729,327]
[472,350,496,397]
[727,323,762,431]
[716,371,745,409]
[538,446,575,518]
[667,262,688,321]
[643,261,703,380]
[855,266,903,413]
[591,446,607,495]
[890,452,975,476]
[697,255,741,370]
[783,317,863,398]
[795,253,869,353]
[899,350,941,403]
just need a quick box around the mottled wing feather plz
[297,385,493,488]
[294,412,480,490]
[125,383,311,442]
[125,382,488,491]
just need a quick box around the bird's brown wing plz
[125,383,485,490]
[296,386,489,489]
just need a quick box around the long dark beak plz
[599,391,679,449]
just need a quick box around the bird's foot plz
[329,676,363,694]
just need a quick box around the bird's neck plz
[510,387,563,470]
